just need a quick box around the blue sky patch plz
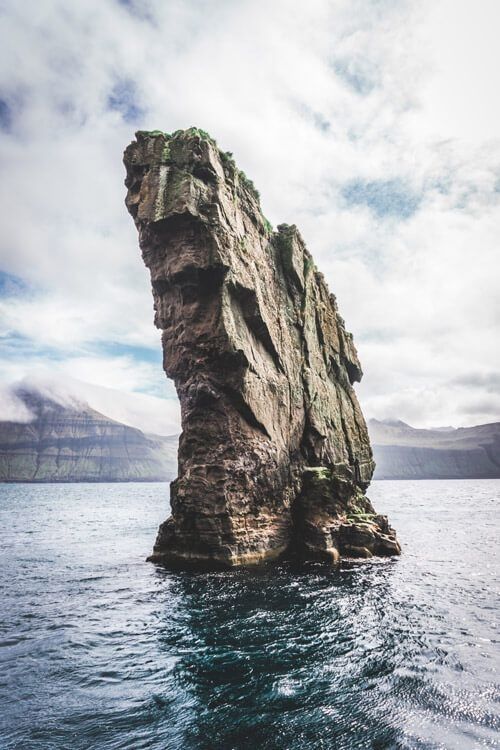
[341,178,421,219]
[0,332,58,363]
[95,341,162,364]
[0,333,168,399]
[0,270,29,295]
[107,79,144,123]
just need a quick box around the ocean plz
[0,480,498,749]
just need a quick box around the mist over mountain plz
[0,384,177,482]
[369,419,500,479]
[0,374,181,435]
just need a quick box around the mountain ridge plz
[1,384,498,482]
[0,386,177,482]
[369,418,500,479]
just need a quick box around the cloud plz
[0,0,499,429]
[0,383,34,422]
[0,373,181,434]
[452,373,500,394]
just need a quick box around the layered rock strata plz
[124,127,400,567]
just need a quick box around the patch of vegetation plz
[275,228,293,258]
[168,126,217,145]
[238,169,260,202]
[162,142,171,161]
[262,216,273,234]
[137,129,168,137]
[190,126,213,141]
[303,254,316,277]
[346,509,376,524]
[304,466,331,480]
[220,151,235,169]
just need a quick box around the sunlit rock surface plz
[124,127,400,567]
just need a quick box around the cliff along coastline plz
[124,127,400,567]
[0,386,177,482]
[3,390,496,483]
[370,419,500,479]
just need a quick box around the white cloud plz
[1,372,180,434]
[0,0,499,429]
[0,383,34,422]
[409,0,500,143]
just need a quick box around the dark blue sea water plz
[0,480,498,750]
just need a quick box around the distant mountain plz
[3,387,498,482]
[369,419,500,479]
[0,387,178,482]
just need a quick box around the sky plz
[0,0,499,433]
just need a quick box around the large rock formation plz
[124,127,400,567]
[0,386,177,482]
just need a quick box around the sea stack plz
[124,128,400,567]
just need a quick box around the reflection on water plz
[0,480,498,749]
[159,563,401,748]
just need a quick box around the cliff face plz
[0,388,177,482]
[370,419,500,479]
[124,127,400,566]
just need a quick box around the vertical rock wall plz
[124,128,400,567]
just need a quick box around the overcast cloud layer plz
[0,0,499,433]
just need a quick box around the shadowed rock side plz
[124,127,400,567]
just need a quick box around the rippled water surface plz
[1,480,498,749]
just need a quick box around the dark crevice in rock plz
[346,359,362,386]
[218,384,272,439]
[228,281,284,374]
